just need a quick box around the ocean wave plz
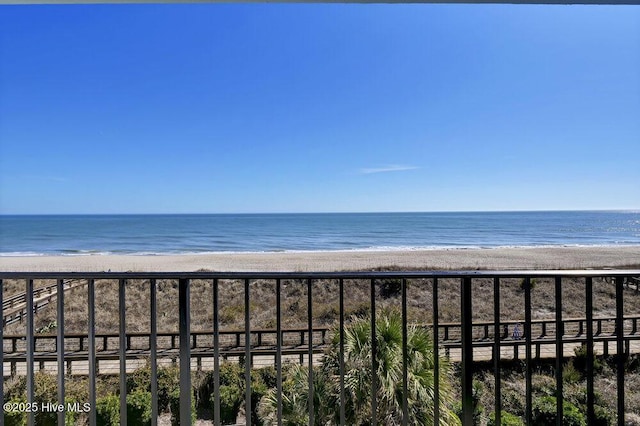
[2,243,640,257]
[0,251,47,257]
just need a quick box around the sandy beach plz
[1,246,639,272]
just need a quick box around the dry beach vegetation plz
[2,252,640,424]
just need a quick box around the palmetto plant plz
[258,364,329,426]
[259,310,460,425]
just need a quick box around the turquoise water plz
[0,211,639,256]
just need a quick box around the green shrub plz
[35,397,80,426]
[563,362,582,384]
[500,386,525,417]
[250,367,277,426]
[217,383,243,425]
[3,374,80,426]
[127,390,152,426]
[33,372,58,402]
[572,344,603,375]
[472,380,485,425]
[453,379,485,425]
[96,395,120,426]
[487,411,525,426]
[96,392,152,426]
[2,374,81,426]
[452,386,484,426]
[32,373,70,426]
[593,405,615,426]
[192,370,214,411]
[532,396,586,426]
[203,364,276,425]
[217,363,245,424]
[127,364,180,412]
[65,378,91,405]
[3,376,27,402]
[3,398,27,426]
[62,398,81,426]
[627,353,640,372]
[531,373,556,396]
[157,366,181,412]
[126,364,152,393]
[169,388,196,426]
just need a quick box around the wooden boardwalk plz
[3,315,640,376]
[2,279,85,327]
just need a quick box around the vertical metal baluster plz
[57,278,66,426]
[213,279,221,426]
[586,277,595,426]
[308,278,315,426]
[524,277,533,426]
[433,278,440,426]
[26,279,35,426]
[245,279,252,426]
[615,276,625,426]
[555,277,563,426]
[276,279,282,426]
[88,279,97,426]
[370,278,377,426]
[402,278,409,426]
[493,277,501,426]
[179,278,192,426]
[461,277,473,426]
[119,279,127,426]
[150,279,158,426]
[339,278,346,426]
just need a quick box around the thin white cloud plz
[358,165,419,175]
[44,176,68,182]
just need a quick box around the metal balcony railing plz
[1,270,639,426]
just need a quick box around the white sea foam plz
[4,243,637,257]
[0,251,47,257]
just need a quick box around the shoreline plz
[1,246,639,272]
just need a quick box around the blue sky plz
[0,4,638,214]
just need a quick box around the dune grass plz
[2,270,638,336]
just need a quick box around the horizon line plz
[1,208,639,216]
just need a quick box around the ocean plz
[0,211,639,256]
